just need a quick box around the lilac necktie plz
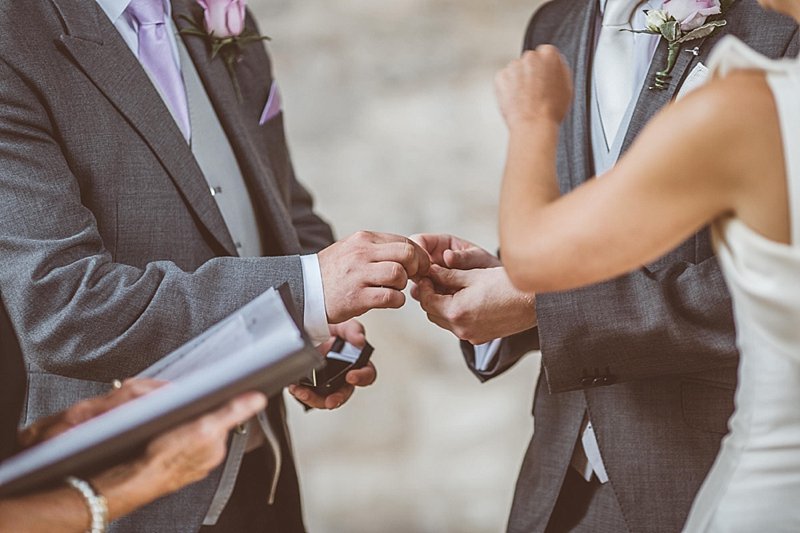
[127,0,191,141]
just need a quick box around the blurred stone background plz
[247,1,547,531]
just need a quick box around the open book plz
[0,285,323,497]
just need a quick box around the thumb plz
[444,247,500,270]
[409,280,421,301]
[429,264,469,291]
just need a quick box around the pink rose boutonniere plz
[201,0,246,38]
[629,0,734,89]
[180,0,269,99]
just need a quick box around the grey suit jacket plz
[461,2,799,532]
[0,1,333,531]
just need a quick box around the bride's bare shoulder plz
[672,69,787,240]
[669,70,777,137]
[621,67,783,212]
[635,69,781,184]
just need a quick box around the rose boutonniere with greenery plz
[179,0,269,100]
[629,0,734,90]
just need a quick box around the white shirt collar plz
[95,0,173,25]
[95,0,130,24]
[599,0,663,21]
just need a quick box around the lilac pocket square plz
[259,81,282,125]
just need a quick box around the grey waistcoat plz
[177,36,282,525]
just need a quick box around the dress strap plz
[766,67,800,248]
[709,36,800,246]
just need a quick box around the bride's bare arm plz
[497,46,786,293]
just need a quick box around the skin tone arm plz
[495,46,788,294]
[0,381,267,533]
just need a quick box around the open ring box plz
[299,337,374,397]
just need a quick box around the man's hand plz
[319,232,431,324]
[17,379,165,449]
[411,265,536,345]
[288,320,377,410]
[410,233,501,270]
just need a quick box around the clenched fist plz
[495,45,574,130]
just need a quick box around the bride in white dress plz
[490,1,800,531]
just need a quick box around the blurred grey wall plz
[247,1,547,531]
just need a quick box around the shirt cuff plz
[300,254,330,346]
[473,339,502,372]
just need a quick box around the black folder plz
[0,284,323,497]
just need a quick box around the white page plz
[138,288,302,381]
[0,288,312,492]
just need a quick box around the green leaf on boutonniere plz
[178,28,207,37]
[622,28,658,35]
[642,2,733,90]
[211,41,223,59]
[659,20,681,42]
[210,36,237,60]
[178,14,270,102]
[675,20,728,44]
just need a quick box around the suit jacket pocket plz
[681,378,736,435]
[643,236,698,272]
[24,371,109,425]
[256,113,292,202]
[115,192,216,270]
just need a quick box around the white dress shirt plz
[95,0,330,345]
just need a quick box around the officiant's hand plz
[288,320,377,410]
[319,231,431,324]
[17,379,166,448]
[131,392,267,496]
[88,389,267,519]
[13,379,267,522]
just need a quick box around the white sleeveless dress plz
[682,37,800,532]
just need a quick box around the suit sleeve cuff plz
[300,254,330,346]
[473,339,502,372]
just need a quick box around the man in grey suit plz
[414,1,798,531]
[0,0,428,531]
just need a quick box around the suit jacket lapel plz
[619,36,708,154]
[51,0,237,256]
[618,0,798,154]
[562,0,599,191]
[172,0,302,256]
